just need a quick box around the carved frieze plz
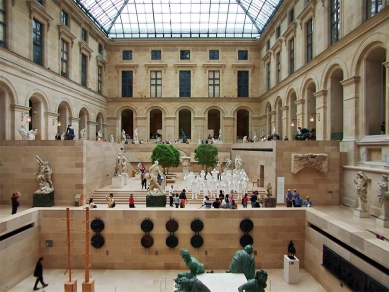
[291,153,328,174]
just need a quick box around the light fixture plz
[291,119,299,127]
[53,119,61,126]
[21,113,31,122]
[310,113,320,122]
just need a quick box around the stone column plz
[193,116,205,143]
[164,116,176,142]
[313,90,327,141]
[11,104,30,140]
[294,99,305,129]
[87,120,97,140]
[270,111,277,135]
[281,105,289,140]
[70,117,81,140]
[47,112,60,140]
[223,116,234,143]
[135,116,147,143]
[340,76,360,141]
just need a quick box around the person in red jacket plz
[129,194,135,208]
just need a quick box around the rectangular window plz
[330,0,340,45]
[61,10,68,26]
[81,28,87,42]
[289,8,294,24]
[180,50,190,60]
[122,71,133,97]
[150,70,162,97]
[266,63,271,90]
[276,26,281,39]
[289,39,295,75]
[98,43,103,55]
[123,50,132,60]
[208,71,220,97]
[60,39,68,77]
[306,19,313,63]
[366,0,383,19]
[81,53,87,86]
[238,50,248,60]
[0,0,5,48]
[237,71,249,97]
[32,19,43,65]
[277,53,281,84]
[179,70,191,97]
[36,0,43,4]
[209,50,219,60]
[98,66,102,94]
[151,50,161,60]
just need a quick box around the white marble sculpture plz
[243,136,247,143]
[133,128,139,144]
[113,153,122,176]
[181,156,191,174]
[80,128,86,140]
[97,130,103,141]
[18,124,38,140]
[109,135,114,142]
[147,160,165,196]
[234,156,242,171]
[354,171,368,212]
[225,159,232,171]
[218,129,222,142]
[120,153,129,174]
[377,174,389,222]
[266,182,272,197]
[252,131,258,142]
[34,155,54,194]
[121,129,126,141]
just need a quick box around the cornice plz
[144,63,168,74]
[115,64,139,74]
[231,63,255,74]
[27,0,54,31]
[58,24,77,47]
[202,63,226,74]
[173,64,197,74]
[296,0,317,28]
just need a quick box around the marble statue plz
[113,153,122,176]
[234,156,242,171]
[64,124,75,140]
[252,131,258,142]
[34,155,54,194]
[354,171,368,211]
[178,249,205,279]
[227,245,255,280]
[97,130,103,141]
[80,128,86,140]
[120,153,129,174]
[147,160,165,196]
[109,135,114,142]
[61,132,65,140]
[266,182,272,197]
[181,129,187,143]
[377,174,389,220]
[121,129,126,141]
[243,136,247,143]
[238,270,268,292]
[218,129,222,142]
[225,159,232,171]
[18,124,38,140]
[28,128,38,140]
[174,277,210,292]
[133,128,139,143]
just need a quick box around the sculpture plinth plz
[122,173,128,185]
[112,176,124,188]
[33,191,54,207]
[181,156,191,175]
[263,197,276,207]
[283,255,299,284]
[146,195,166,207]
[353,209,369,218]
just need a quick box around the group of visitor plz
[285,189,313,207]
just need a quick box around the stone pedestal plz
[376,218,389,228]
[354,209,369,218]
[122,173,128,185]
[82,279,95,292]
[64,280,77,292]
[112,176,124,188]
[181,156,191,175]
[33,191,54,207]
[283,255,299,284]
[195,273,246,292]
[146,195,166,207]
[263,197,277,207]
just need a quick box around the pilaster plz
[313,90,327,140]
[340,76,360,141]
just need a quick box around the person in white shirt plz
[169,185,174,207]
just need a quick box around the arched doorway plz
[179,109,191,139]
[237,109,249,139]
[28,96,45,140]
[79,107,89,140]
[364,48,386,135]
[150,109,162,140]
[58,101,71,137]
[207,109,220,139]
[289,91,297,139]
[329,68,344,140]
[121,109,133,139]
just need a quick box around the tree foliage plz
[150,144,180,174]
[194,144,218,172]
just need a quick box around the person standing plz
[169,185,174,207]
[250,192,257,208]
[129,194,135,208]
[106,193,115,208]
[285,189,293,207]
[292,189,299,207]
[11,192,21,214]
[242,193,249,208]
[294,193,303,207]
[33,257,48,290]
[174,193,180,208]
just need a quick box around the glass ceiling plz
[73,0,283,38]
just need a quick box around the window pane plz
[122,71,133,97]
[123,50,132,60]
[179,71,191,97]
[238,50,248,60]
[151,50,161,60]
[180,50,190,60]
[237,71,248,97]
[209,50,219,60]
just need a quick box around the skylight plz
[73,0,283,38]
